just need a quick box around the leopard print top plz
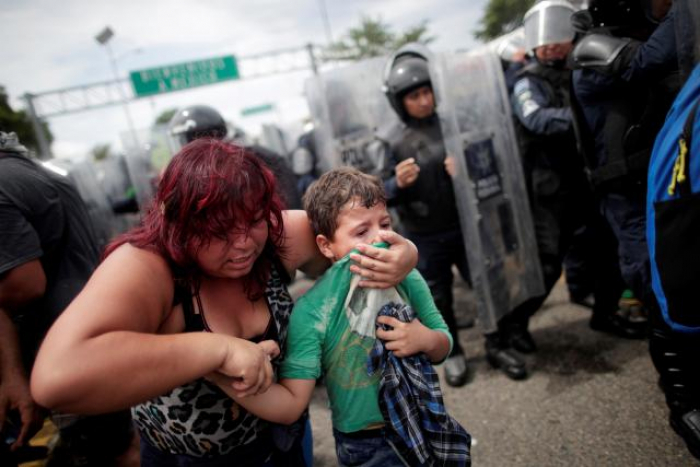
[132,262,293,457]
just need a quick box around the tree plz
[323,16,435,61]
[0,86,53,153]
[155,108,178,126]
[474,0,536,41]
[91,143,112,161]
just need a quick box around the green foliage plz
[155,108,178,126]
[91,143,112,161]
[474,0,537,41]
[0,86,53,152]
[323,16,435,61]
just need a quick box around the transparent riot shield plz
[42,158,119,249]
[94,154,141,234]
[304,57,400,175]
[431,47,544,332]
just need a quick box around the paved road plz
[292,276,698,466]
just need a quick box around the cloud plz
[2,0,488,158]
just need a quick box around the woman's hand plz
[349,230,418,288]
[217,339,280,398]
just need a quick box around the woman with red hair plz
[30,139,418,466]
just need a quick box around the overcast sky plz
[1,0,489,159]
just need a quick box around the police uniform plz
[507,59,626,343]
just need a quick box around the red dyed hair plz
[105,138,286,298]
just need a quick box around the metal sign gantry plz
[24,44,320,159]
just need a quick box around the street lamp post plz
[95,26,140,151]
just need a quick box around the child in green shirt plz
[210,167,467,466]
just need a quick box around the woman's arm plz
[281,211,418,287]
[30,245,277,414]
[208,374,315,425]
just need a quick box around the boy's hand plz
[375,316,431,358]
[350,230,417,288]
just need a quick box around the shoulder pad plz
[572,34,634,72]
[375,120,405,144]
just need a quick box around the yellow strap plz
[677,138,688,184]
[668,137,689,196]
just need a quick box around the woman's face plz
[196,218,269,279]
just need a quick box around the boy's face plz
[316,199,393,261]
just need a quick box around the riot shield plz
[42,158,119,249]
[94,154,141,233]
[431,47,544,332]
[304,57,400,175]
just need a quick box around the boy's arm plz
[375,317,450,362]
[207,373,316,425]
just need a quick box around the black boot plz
[650,311,700,460]
[443,352,471,387]
[670,409,700,460]
[589,312,647,339]
[507,323,537,354]
[485,333,528,380]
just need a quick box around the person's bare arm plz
[207,373,315,425]
[0,259,46,311]
[280,210,331,278]
[0,309,44,450]
[0,260,47,450]
[30,245,278,414]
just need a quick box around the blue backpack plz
[647,64,700,334]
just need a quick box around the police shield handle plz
[396,158,420,188]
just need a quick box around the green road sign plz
[240,103,275,116]
[130,55,239,97]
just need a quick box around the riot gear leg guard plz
[649,305,700,459]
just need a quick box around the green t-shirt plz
[280,248,452,433]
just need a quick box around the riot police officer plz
[379,45,527,384]
[168,105,303,210]
[571,0,699,457]
[289,126,319,196]
[503,0,642,353]
[571,0,677,309]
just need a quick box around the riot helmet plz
[585,0,655,38]
[523,0,577,52]
[382,43,433,122]
[168,105,228,148]
[493,28,527,63]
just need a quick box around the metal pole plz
[23,93,52,160]
[103,41,140,150]
[306,43,319,75]
[316,0,333,44]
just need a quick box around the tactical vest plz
[387,116,461,234]
[572,64,681,191]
